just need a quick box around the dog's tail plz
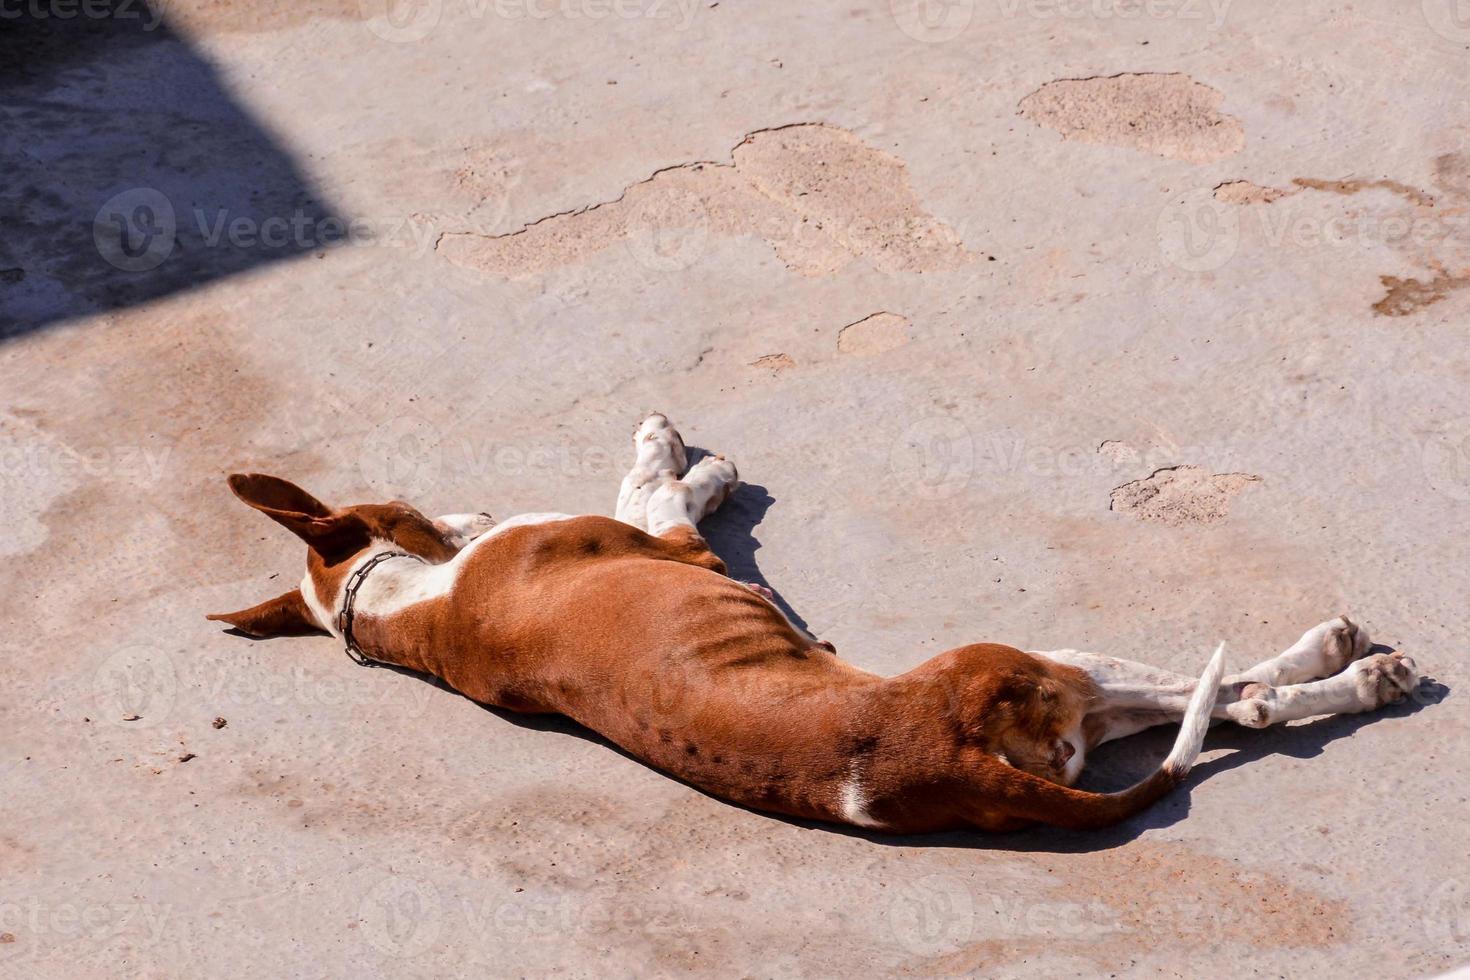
[996,642,1226,831]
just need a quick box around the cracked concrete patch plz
[836,312,910,356]
[1214,176,1435,208]
[436,124,969,278]
[1110,465,1260,526]
[1096,439,1141,466]
[1213,180,1294,205]
[749,353,796,373]
[1018,73,1244,164]
[1214,165,1470,316]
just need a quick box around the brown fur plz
[210,475,1189,834]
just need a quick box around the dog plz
[208,413,1421,833]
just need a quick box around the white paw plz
[1351,651,1419,709]
[633,413,687,473]
[1227,682,1276,728]
[1302,615,1372,677]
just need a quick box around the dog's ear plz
[206,587,324,638]
[228,473,332,517]
[226,473,368,561]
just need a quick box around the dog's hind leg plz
[1226,616,1371,686]
[615,413,688,531]
[646,453,739,537]
[1041,617,1410,745]
[613,412,739,536]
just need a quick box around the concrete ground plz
[3,0,1469,976]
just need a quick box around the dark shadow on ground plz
[0,1,340,338]
[686,446,812,635]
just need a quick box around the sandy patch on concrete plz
[1110,465,1260,526]
[1214,177,1435,208]
[437,124,969,278]
[749,353,796,373]
[836,312,910,356]
[1373,273,1470,317]
[1018,73,1244,164]
[1214,180,1293,205]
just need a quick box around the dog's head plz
[205,473,473,638]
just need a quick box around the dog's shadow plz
[684,447,812,635]
[468,668,1447,853]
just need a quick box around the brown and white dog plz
[208,413,1421,833]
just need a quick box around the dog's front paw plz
[741,581,775,601]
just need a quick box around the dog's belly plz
[439,542,880,819]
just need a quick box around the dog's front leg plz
[432,512,496,548]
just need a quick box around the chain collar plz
[337,550,420,667]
